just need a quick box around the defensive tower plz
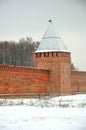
[33,21,71,95]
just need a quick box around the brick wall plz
[0,65,50,95]
[0,59,86,97]
[71,71,86,93]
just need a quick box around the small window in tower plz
[36,53,41,57]
[56,52,58,56]
[44,52,49,57]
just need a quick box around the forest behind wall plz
[0,37,39,67]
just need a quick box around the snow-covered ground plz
[0,94,86,130]
[0,94,86,107]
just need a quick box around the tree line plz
[0,37,39,67]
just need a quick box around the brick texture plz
[71,71,86,93]
[0,65,50,95]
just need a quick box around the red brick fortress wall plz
[0,65,50,95]
[71,71,86,94]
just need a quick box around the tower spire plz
[36,21,67,53]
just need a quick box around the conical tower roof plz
[36,21,67,53]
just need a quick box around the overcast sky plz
[0,0,86,71]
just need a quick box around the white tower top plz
[36,20,67,53]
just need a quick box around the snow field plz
[0,94,86,130]
[0,106,86,130]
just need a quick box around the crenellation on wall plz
[0,65,50,74]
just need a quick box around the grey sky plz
[0,0,86,70]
